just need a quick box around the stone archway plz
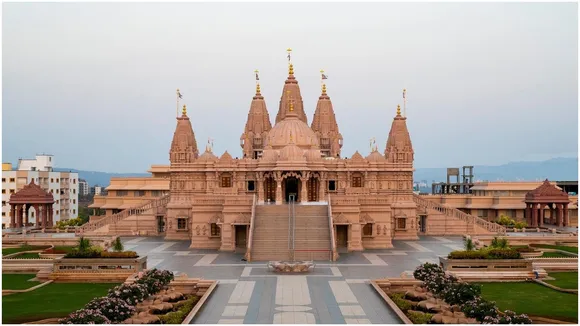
[264,177,276,203]
[283,177,300,202]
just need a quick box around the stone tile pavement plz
[119,235,464,324]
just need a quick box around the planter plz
[439,257,539,281]
[49,256,147,283]
[267,261,315,273]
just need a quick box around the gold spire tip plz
[322,83,327,94]
[287,48,292,53]
[289,101,294,112]
[396,104,401,116]
[182,104,187,115]
[289,63,294,75]
[256,83,261,94]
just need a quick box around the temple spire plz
[241,69,272,159]
[311,69,342,158]
[275,48,308,124]
[385,104,413,164]
[182,104,187,116]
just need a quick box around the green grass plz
[479,282,578,322]
[533,244,578,254]
[545,272,578,289]
[2,245,50,256]
[541,251,572,258]
[2,283,118,324]
[10,253,42,259]
[2,274,41,290]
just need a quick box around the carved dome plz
[261,146,279,162]
[266,116,319,150]
[198,149,218,162]
[304,148,323,162]
[366,150,385,162]
[279,144,306,162]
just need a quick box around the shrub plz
[100,251,138,258]
[448,250,488,259]
[388,293,412,312]
[413,263,445,281]
[413,263,457,297]
[464,237,475,251]
[461,296,499,322]
[78,237,91,252]
[441,282,481,306]
[159,295,200,324]
[514,247,535,253]
[514,221,527,229]
[64,247,102,258]
[113,237,124,252]
[407,310,433,324]
[487,249,521,259]
[84,297,135,323]
[136,269,174,294]
[483,310,532,324]
[59,308,111,324]
[107,283,149,305]
[497,215,513,226]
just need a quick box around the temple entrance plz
[336,225,348,252]
[284,177,300,203]
[264,177,276,203]
[419,215,427,233]
[235,225,248,253]
[157,216,165,234]
[307,178,319,202]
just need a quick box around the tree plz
[113,237,124,252]
[78,236,91,252]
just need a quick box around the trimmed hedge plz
[100,251,138,258]
[159,295,200,324]
[407,310,433,324]
[388,292,412,312]
[448,250,488,259]
[487,249,521,259]
[447,248,521,260]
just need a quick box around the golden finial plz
[289,63,294,75]
[396,104,401,116]
[256,83,261,94]
[182,104,187,115]
[322,83,327,94]
[289,131,293,143]
[289,101,294,112]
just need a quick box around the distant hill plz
[57,157,578,188]
[414,157,578,189]
[53,168,149,187]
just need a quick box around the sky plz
[2,2,578,173]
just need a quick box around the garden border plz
[182,280,218,324]
[533,279,578,294]
[2,280,53,295]
[369,280,412,324]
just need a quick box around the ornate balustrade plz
[413,194,506,234]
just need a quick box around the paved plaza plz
[121,236,464,324]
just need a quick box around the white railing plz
[77,195,170,234]
[327,194,337,261]
[246,194,257,261]
[412,194,506,234]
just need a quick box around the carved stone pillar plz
[16,205,22,228]
[531,204,538,227]
[275,175,283,205]
[550,204,555,224]
[563,203,569,227]
[300,176,308,203]
[539,204,545,227]
[10,204,15,228]
[525,205,531,225]
[257,174,265,204]
[219,223,235,251]
[348,223,363,251]
[557,204,564,227]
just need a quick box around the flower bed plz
[383,262,533,324]
[58,268,199,324]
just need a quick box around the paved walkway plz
[121,236,464,324]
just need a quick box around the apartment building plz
[2,155,79,228]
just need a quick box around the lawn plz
[2,274,41,290]
[2,245,50,256]
[480,282,578,322]
[546,272,578,289]
[532,244,578,254]
[2,283,117,324]
[541,251,572,258]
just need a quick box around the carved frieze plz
[333,213,349,224]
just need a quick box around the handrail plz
[292,199,296,260]
[77,194,171,234]
[246,194,257,261]
[327,194,337,261]
[412,194,506,234]
[287,199,292,255]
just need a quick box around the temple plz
[81,52,505,261]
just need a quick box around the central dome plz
[265,115,319,150]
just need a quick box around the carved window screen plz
[211,223,221,236]
[177,218,187,230]
[362,223,373,236]
[352,176,362,188]
[396,218,406,230]
[221,176,232,188]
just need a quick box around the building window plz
[117,191,128,197]
[1,189,4,194]
[73,199,76,204]
[1,178,5,182]
[1,201,5,206]
[134,191,145,197]
[57,200,59,204]
[177,218,187,230]
[73,209,76,214]
[351,173,363,188]
[328,180,336,191]
[211,223,221,236]
[73,189,76,194]
[247,181,255,191]
[31,212,35,217]
[56,210,59,215]
[151,190,161,197]
[51,178,54,183]
[362,223,373,236]
[1,212,5,217]
[9,189,15,194]
[396,218,406,230]
[73,179,76,184]
[56,179,59,183]
[9,178,15,182]
[221,175,232,188]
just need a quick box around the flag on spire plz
[178,90,183,99]
[322,73,328,80]
[403,89,406,99]
[254,69,259,81]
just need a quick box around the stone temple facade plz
[165,60,418,256]
[81,57,502,260]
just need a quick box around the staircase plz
[77,195,170,235]
[293,205,333,261]
[413,194,506,235]
[250,204,291,261]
